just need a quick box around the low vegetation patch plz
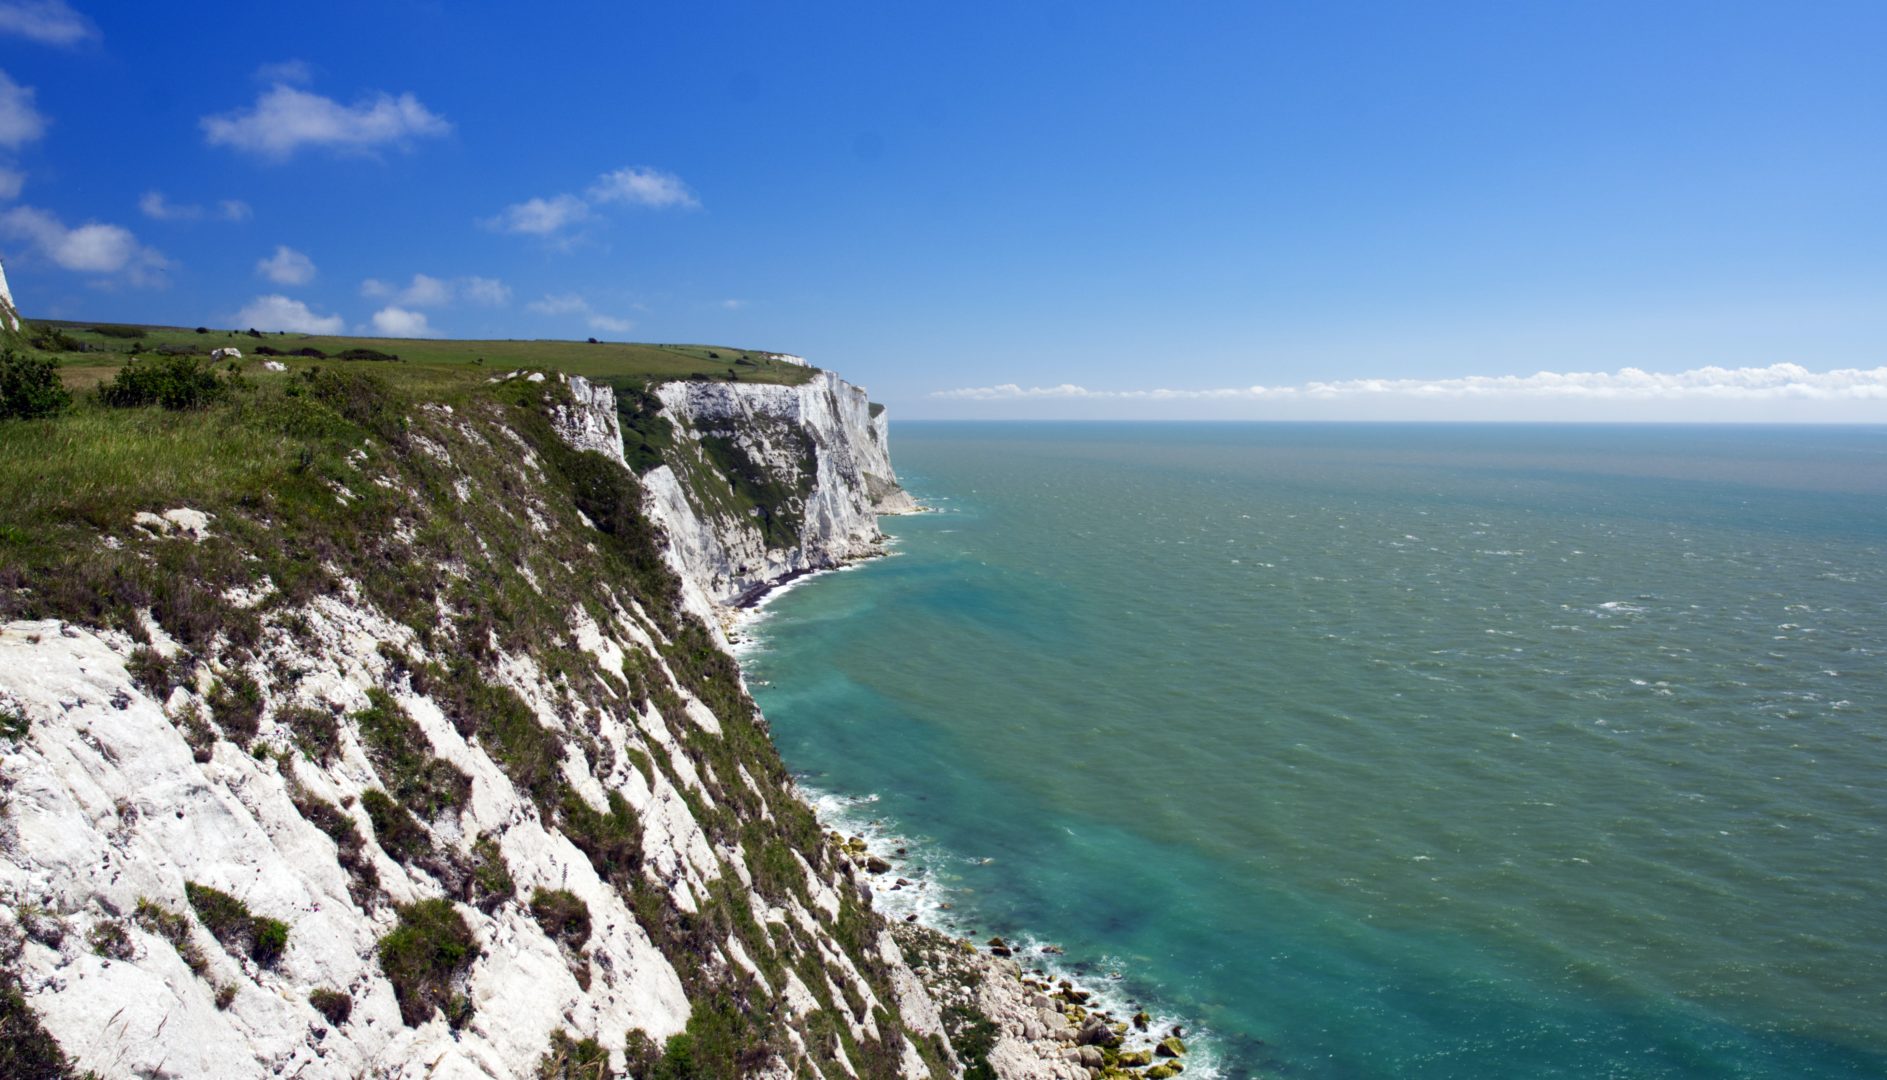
[308,987,352,1026]
[558,787,642,887]
[360,787,435,866]
[289,785,381,907]
[206,671,263,742]
[377,898,476,1027]
[133,897,209,977]
[528,888,592,950]
[277,704,341,764]
[536,1029,614,1080]
[88,918,135,961]
[353,689,470,819]
[184,881,289,967]
[0,348,71,420]
[97,354,231,410]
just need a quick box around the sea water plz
[740,423,1887,1079]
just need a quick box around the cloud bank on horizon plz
[935,364,1887,407]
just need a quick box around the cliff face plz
[640,370,918,622]
[0,369,956,1079]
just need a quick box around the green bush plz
[558,787,642,887]
[133,898,209,977]
[88,919,135,960]
[353,689,470,819]
[207,671,263,742]
[536,1029,614,1080]
[361,788,434,865]
[0,982,76,1079]
[377,898,476,1026]
[184,881,289,967]
[528,888,592,950]
[309,987,352,1026]
[0,348,71,420]
[277,704,341,764]
[92,325,147,340]
[98,354,228,410]
[0,707,26,742]
[469,834,515,913]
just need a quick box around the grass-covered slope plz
[28,319,817,393]
[0,358,954,1077]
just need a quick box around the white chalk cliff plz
[0,370,959,1079]
[641,370,918,623]
[0,365,1118,1080]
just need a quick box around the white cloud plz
[486,165,699,243]
[139,191,185,219]
[253,59,313,85]
[369,305,433,338]
[525,292,631,333]
[0,166,22,200]
[140,191,247,222]
[720,298,745,310]
[0,204,167,283]
[201,83,449,160]
[482,194,590,237]
[234,294,343,334]
[460,276,510,306]
[587,166,699,209]
[588,314,633,334]
[361,272,449,307]
[0,1,96,46]
[526,293,589,316]
[932,364,1887,403]
[256,244,315,285]
[0,70,47,148]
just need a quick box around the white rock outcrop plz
[641,370,918,615]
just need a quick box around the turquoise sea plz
[741,423,1887,1079]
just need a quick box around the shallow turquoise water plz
[743,423,1887,1079]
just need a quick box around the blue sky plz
[1,1,1883,419]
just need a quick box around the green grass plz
[184,881,289,967]
[31,319,818,392]
[378,898,476,1027]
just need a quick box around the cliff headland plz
[0,319,1184,1079]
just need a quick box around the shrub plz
[28,328,87,353]
[292,347,327,358]
[361,788,434,865]
[133,897,209,977]
[337,348,398,362]
[206,671,263,742]
[353,689,469,819]
[276,704,341,764]
[536,1029,614,1080]
[558,787,642,887]
[468,834,515,913]
[289,786,380,907]
[184,880,289,967]
[88,919,136,960]
[309,987,352,1026]
[98,354,228,410]
[377,898,476,1026]
[0,707,26,742]
[0,348,71,420]
[92,325,147,339]
[528,888,592,950]
[0,981,75,1077]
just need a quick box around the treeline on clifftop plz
[0,351,959,1078]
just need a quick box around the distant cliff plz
[638,371,919,625]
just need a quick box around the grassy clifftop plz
[29,319,817,392]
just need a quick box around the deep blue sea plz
[741,423,1887,1079]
